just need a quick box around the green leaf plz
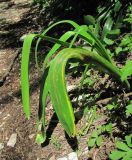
[91,130,98,138]
[126,104,132,116]
[120,34,132,47]
[103,16,113,35]
[96,136,103,147]
[47,49,79,137]
[125,135,132,148]
[88,138,96,147]
[108,29,120,35]
[104,37,114,45]
[37,69,49,141]
[115,47,122,55]
[109,151,126,160]
[84,15,95,25]
[121,61,132,81]
[106,104,114,110]
[114,1,122,12]
[36,133,46,144]
[116,141,131,152]
[122,153,132,160]
[47,47,126,137]
[105,122,112,133]
[35,20,80,70]
[21,34,37,119]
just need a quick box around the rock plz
[67,85,76,92]
[13,0,32,5]
[7,133,17,147]
[0,122,5,128]
[0,143,4,150]
[29,134,35,139]
[82,147,89,156]
[3,114,10,120]
[68,152,78,160]
[49,155,56,160]
[20,34,27,42]
[0,8,29,24]
[57,152,78,160]
[57,157,68,160]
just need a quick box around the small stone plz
[0,122,5,128]
[67,85,76,92]
[7,133,17,147]
[29,134,35,139]
[57,157,68,160]
[20,34,27,42]
[3,114,10,120]
[0,143,4,150]
[68,152,78,160]
[49,155,56,160]
[82,147,89,155]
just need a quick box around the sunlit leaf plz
[96,136,103,147]
[109,151,126,160]
[88,138,96,147]
[121,60,132,81]
[21,34,37,119]
[125,135,132,148]
[116,141,131,152]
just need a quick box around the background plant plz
[83,0,131,57]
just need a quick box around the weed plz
[50,136,61,150]
[125,101,132,117]
[87,122,112,148]
[109,134,132,160]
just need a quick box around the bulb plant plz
[21,20,130,144]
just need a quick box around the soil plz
[0,1,132,160]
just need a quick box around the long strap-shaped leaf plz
[35,20,80,70]
[21,34,37,119]
[42,26,89,70]
[21,33,78,119]
[47,48,128,137]
[48,51,83,137]
[36,70,49,144]
[42,26,112,70]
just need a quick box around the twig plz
[96,92,132,106]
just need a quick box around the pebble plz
[49,155,56,160]
[20,34,27,42]
[67,85,76,92]
[57,152,78,160]
[29,134,35,139]
[81,147,89,156]
[3,114,10,120]
[0,143,4,150]
[68,152,78,160]
[57,157,68,160]
[7,133,17,147]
